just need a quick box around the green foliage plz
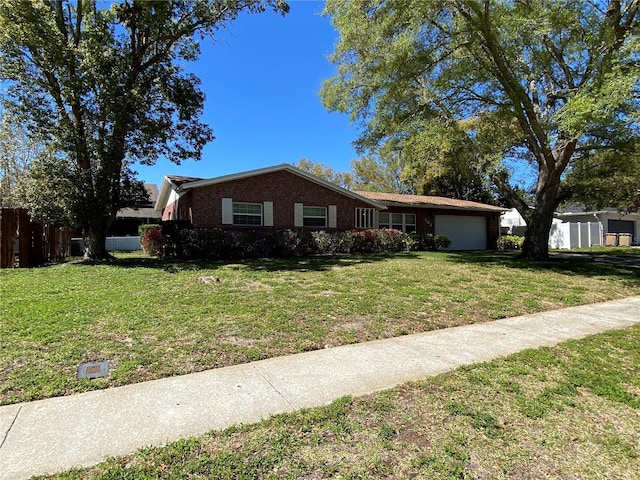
[406,233,452,251]
[176,228,313,259]
[159,220,193,257]
[0,111,44,208]
[295,158,354,190]
[350,152,416,194]
[321,0,640,259]
[151,227,419,260]
[296,155,417,195]
[350,228,406,253]
[310,230,354,254]
[0,0,289,258]
[497,235,525,252]
[401,118,503,204]
[12,153,76,226]
[563,147,640,213]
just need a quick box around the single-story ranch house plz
[154,164,506,250]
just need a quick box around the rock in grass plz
[199,276,220,285]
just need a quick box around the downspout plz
[593,213,603,246]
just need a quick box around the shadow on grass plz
[71,251,421,273]
[445,251,639,286]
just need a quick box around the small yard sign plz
[77,361,109,379]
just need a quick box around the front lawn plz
[39,325,640,479]
[1,251,638,405]
[555,246,640,257]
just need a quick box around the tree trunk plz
[83,219,112,260]
[520,169,563,260]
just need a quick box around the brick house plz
[154,164,506,250]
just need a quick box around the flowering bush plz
[139,224,165,256]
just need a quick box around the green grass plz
[555,246,640,257]
[38,325,640,479]
[1,250,638,405]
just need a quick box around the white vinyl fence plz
[549,222,603,249]
[72,236,142,254]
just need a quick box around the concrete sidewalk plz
[1,297,639,480]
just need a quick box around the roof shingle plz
[354,191,506,212]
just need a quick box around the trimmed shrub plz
[277,229,315,257]
[139,224,164,256]
[178,227,226,259]
[434,234,452,250]
[174,228,316,260]
[160,220,192,257]
[311,230,360,254]
[406,233,452,251]
[160,227,450,260]
[351,229,406,253]
[497,235,524,251]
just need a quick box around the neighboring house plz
[554,206,639,247]
[500,206,640,248]
[500,207,529,236]
[70,183,162,254]
[111,183,162,236]
[154,164,506,250]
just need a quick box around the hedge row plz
[140,222,451,259]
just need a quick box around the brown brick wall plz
[169,170,374,230]
[382,206,434,234]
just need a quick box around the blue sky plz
[135,0,359,188]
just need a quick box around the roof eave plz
[154,176,180,212]
[378,200,506,213]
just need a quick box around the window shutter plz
[294,203,304,227]
[263,201,274,227]
[328,205,337,228]
[373,210,380,229]
[222,198,233,225]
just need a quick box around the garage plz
[435,215,487,250]
[608,219,635,235]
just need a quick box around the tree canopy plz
[295,157,355,190]
[0,0,288,258]
[322,0,639,259]
[563,146,640,213]
[0,111,43,208]
[350,153,416,194]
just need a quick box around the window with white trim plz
[355,208,375,229]
[233,202,262,226]
[379,212,416,233]
[303,206,327,227]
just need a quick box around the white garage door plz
[435,215,487,250]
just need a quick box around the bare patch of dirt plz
[222,336,258,347]
[332,316,368,332]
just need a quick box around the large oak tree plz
[321,0,639,259]
[0,0,288,259]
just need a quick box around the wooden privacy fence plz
[0,208,72,268]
